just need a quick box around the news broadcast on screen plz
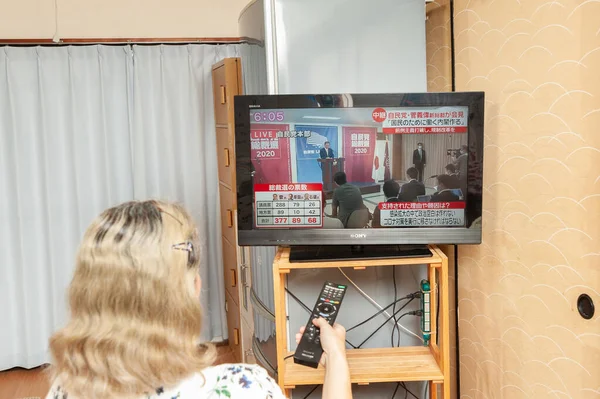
[249,106,469,230]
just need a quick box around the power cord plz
[338,268,424,343]
[391,382,418,399]
[357,304,418,348]
[285,287,312,313]
[285,287,357,349]
[391,382,400,398]
[392,266,400,347]
[285,288,423,350]
[436,281,440,346]
[346,292,420,332]
[302,385,319,399]
[401,382,418,399]
[392,383,400,399]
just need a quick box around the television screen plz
[234,93,484,246]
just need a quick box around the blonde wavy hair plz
[49,200,216,398]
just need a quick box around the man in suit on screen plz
[412,142,426,182]
[431,175,460,202]
[320,141,334,159]
[399,167,426,202]
[372,179,401,228]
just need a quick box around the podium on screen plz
[318,157,345,192]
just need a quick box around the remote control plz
[293,281,347,368]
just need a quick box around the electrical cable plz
[346,294,418,332]
[338,267,424,343]
[400,382,419,399]
[284,354,294,360]
[391,382,400,398]
[357,303,414,348]
[284,287,357,349]
[285,287,312,313]
[302,385,319,399]
[437,280,440,346]
[391,266,400,347]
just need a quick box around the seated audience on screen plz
[431,175,460,202]
[444,164,461,189]
[453,144,468,180]
[346,208,371,229]
[445,163,457,176]
[372,179,400,228]
[45,200,353,399]
[322,194,344,229]
[398,167,426,202]
[332,171,365,227]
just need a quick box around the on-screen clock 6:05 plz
[253,111,285,123]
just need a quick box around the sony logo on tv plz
[350,233,367,239]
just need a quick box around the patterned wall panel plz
[454,0,600,398]
[427,3,457,397]
[426,0,453,92]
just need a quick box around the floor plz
[0,345,236,399]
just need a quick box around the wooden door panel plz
[211,65,228,126]
[219,186,236,246]
[216,127,233,187]
[222,236,239,306]
[225,290,242,362]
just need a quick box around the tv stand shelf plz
[272,245,450,398]
[283,347,443,386]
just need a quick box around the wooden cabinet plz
[222,236,239,305]
[225,290,241,353]
[212,65,230,126]
[211,58,254,363]
[219,187,236,245]
[215,127,233,187]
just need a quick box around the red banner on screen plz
[378,201,466,210]
[382,126,468,134]
[342,127,377,183]
[251,124,292,184]
[254,183,323,192]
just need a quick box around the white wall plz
[269,0,427,94]
[0,0,250,39]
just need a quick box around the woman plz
[46,200,351,399]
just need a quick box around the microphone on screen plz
[429,175,438,179]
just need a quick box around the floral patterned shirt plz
[45,363,287,399]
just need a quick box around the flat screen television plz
[234,92,484,248]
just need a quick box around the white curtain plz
[0,43,252,370]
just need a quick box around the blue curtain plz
[294,125,338,183]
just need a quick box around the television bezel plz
[233,92,484,246]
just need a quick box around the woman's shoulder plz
[183,363,286,398]
[46,363,286,399]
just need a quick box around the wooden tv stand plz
[272,245,450,398]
